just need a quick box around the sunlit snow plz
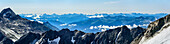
[140,26,170,44]
[71,37,75,43]
[48,37,61,44]
[82,34,85,37]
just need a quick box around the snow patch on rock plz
[48,37,61,44]
[82,34,85,37]
[115,31,121,43]
[71,37,75,43]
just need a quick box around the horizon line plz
[1,7,169,15]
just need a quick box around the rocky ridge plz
[0,8,51,43]
[131,14,170,44]
[17,26,145,44]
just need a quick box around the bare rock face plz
[0,8,52,42]
[131,14,170,44]
[145,15,170,37]
[145,14,170,38]
[0,8,16,18]
[14,32,41,44]
[23,26,145,44]
[115,26,133,44]
[0,31,13,44]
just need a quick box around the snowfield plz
[140,25,170,44]
[48,37,61,44]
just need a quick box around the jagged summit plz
[0,8,16,18]
[0,8,51,42]
[1,8,14,14]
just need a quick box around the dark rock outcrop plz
[26,26,145,44]
[0,31,13,44]
[131,26,146,39]
[0,37,13,44]
[115,26,133,44]
[14,32,40,44]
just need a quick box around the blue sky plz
[0,0,170,14]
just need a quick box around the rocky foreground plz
[0,8,169,44]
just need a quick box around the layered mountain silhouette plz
[20,12,167,33]
[0,8,169,44]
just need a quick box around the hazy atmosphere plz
[0,0,170,44]
[0,0,170,14]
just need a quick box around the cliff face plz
[145,14,170,38]
[131,14,170,44]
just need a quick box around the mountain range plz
[19,12,167,33]
[0,8,169,44]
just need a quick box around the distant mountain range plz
[19,12,167,33]
[17,12,170,44]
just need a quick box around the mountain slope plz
[44,21,59,31]
[131,14,170,44]
[0,8,51,42]
[141,24,170,44]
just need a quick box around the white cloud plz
[56,19,59,21]
[60,23,67,26]
[25,15,33,17]
[88,15,104,18]
[68,24,77,26]
[90,26,94,29]
[89,24,149,31]
[101,28,107,31]
[60,24,77,26]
